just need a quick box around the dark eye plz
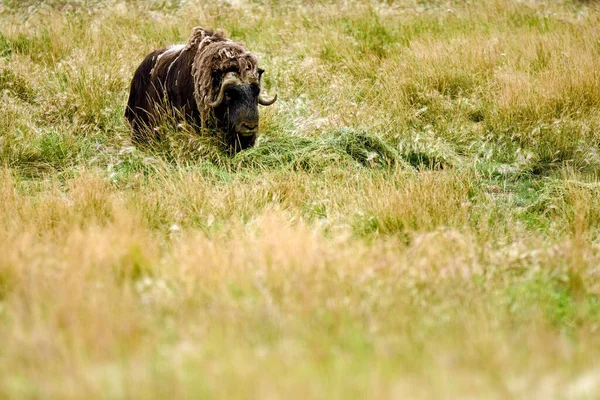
[225,89,237,102]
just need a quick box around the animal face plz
[210,70,277,152]
[213,83,260,150]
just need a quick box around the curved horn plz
[209,76,240,108]
[258,93,277,106]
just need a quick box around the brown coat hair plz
[125,26,272,147]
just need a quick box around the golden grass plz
[2,0,600,398]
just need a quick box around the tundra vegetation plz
[1,0,600,398]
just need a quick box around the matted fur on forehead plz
[190,28,260,117]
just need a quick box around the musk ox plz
[125,27,277,152]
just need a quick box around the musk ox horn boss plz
[125,27,277,152]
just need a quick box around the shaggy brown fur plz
[189,28,260,127]
[125,27,273,150]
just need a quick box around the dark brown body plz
[125,27,276,152]
[125,47,198,143]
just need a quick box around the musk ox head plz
[191,28,277,152]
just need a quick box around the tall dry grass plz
[2,0,600,398]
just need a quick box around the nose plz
[242,122,258,131]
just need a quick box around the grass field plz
[2,0,600,398]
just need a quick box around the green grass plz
[1,0,600,398]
